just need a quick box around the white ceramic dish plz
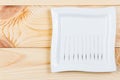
[51,7,116,72]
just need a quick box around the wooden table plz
[0,0,120,80]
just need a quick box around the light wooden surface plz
[0,0,120,5]
[0,48,120,80]
[0,0,120,80]
[1,6,120,47]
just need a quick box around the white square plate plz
[51,7,116,72]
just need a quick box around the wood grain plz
[0,6,52,48]
[0,48,120,80]
[1,6,120,47]
[0,0,120,80]
[0,0,120,5]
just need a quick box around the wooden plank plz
[0,48,50,68]
[1,6,120,48]
[0,48,120,80]
[0,0,120,5]
[0,65,120,80]
[0,6,52,48]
